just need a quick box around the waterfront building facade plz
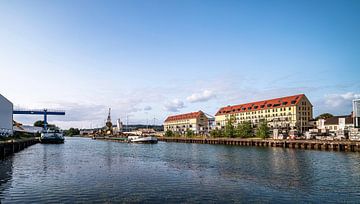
[164,111,212,135]
[215,94,313,132]
[323,114,354,132]
[0,94,13,137]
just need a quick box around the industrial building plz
[164,111,214,135]
[215,94,313,133]
[0,94,13,137]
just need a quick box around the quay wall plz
[158,137,360,152]
[0,138,39,158]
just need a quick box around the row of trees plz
[164,116,270,139]
[64,128,80,136]
[165,128,195,137]
[211,116,270,139]
[33,121,80,136]
[34,120,59,130]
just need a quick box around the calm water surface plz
[0,137,360,203]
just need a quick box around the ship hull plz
[40,138,65,144]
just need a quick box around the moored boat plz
[40,130,65,144]
[128,135,158,144]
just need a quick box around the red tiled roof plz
[215,94,306,116]
[164,111,203,122]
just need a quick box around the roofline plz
[164,110,204,122]
[0,94,13,106]
[215,94,306,116]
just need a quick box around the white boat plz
[128,135,158,144]
[40,130,65,144]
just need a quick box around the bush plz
[210,129,224,138]
[224,115,236,138]
[236,121,253,138]
[165,130,174,137]
[256,121,270,139]
[64,128,80,136]
[186,129,195,137]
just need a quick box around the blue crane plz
[13,109,66,130]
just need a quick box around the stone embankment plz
[0,138,39,158]
[158,137,360,152]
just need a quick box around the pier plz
[0,138,39,159]
[158,137,360,152]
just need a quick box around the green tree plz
[210,129,224,138]
[256,120,270,139]
[34,120,45,127]
[186,129,194,137]
[165,130,174,137]
[236,121,253,138]
[65,128,80,136]
[315,113,334,120]
[34,120,58,130]
[224,115,236,138]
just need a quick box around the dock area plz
[158,137,360,152]
[92,136,128,143]
[0,138,39,158]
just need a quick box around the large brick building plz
[215,94,313,132]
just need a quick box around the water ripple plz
[0,137,359,203]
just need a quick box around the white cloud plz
[13,102,108,129]
[164,99,185,112]
[186,90,216,103]
[324,92,360,108]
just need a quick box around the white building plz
[116,118,123,133]
[0,94,13,137]
[354,99,360,128]
[164,111,213,135]
[324,115,354,132]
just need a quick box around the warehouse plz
[164,111,213,135]
[0,94,13,137]
[215,94,313,133]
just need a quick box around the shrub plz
[165,130,174,137]
[224,115,236,138]
[236,121,253,138]
[256,120,270,139]
[186,129,195,137]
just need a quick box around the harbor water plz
[0,137,360,203]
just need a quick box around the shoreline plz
[158,137,360,152]
[0,137,39,159]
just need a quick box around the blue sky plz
[0,0,359,128]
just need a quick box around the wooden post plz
[0,145,4,158]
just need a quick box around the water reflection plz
[41,143,66,175]
[105,141,112,170]
[0,137,359,203]
[0,158,13,198]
